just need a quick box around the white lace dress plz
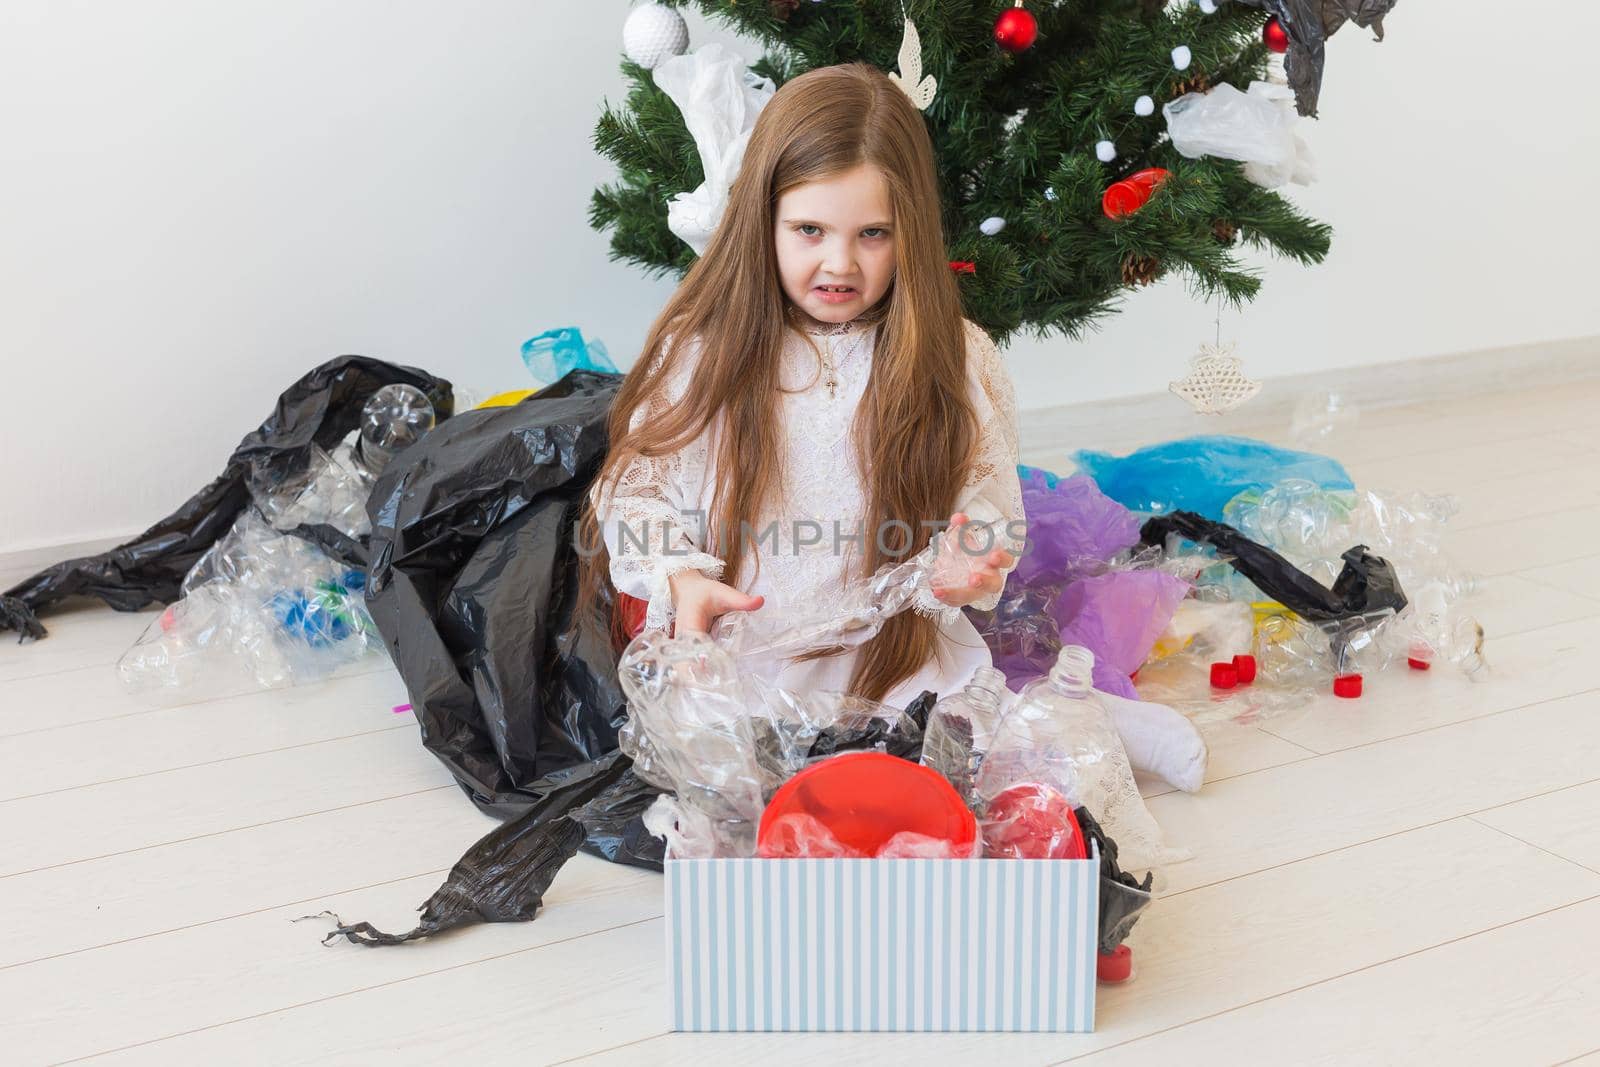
[591,317,1026,710]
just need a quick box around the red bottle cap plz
[1408,657,1431,671]
[1334,674,1363,698]
[1231,653,1258,685]
[1210,662,1239,689]
[1097,944,1133,984]
[1102,180,1149,219]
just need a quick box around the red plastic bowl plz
[757,752,978,859]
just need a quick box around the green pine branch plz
[592,0,1339,345]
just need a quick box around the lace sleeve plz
[589,343,724,632]
[914,320,1026,617]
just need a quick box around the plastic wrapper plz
[1056,570,1192,699]
[617,619,942,858]
[1,356,451,642]
[252,441,376,540]
[117,512,378,692]
[1222,482,1486,679]
[1148,598,1257,664]
[1010,468,1142,587]
[1071,435,1353,521]
[711,516,1007,661]
[1224,480,1476,601]
[521,326,618,384]
[1163,81,1315,188]
[971,468,1158,691]
[616,629,769,857]
[974,646,1184,872]
[1387,580,1490,681]
[652,43,776,254]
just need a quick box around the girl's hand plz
[669,570,765,635]
[930,512,1015,608]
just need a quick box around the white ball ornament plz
[979,216,1007,236]
[1134,94,1155,116]
[1171,45,1193,71]
[623,3,689,71]
[1198,0,1218,13]
[1095,140,1117,163]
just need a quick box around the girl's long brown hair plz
[577,62,975,703]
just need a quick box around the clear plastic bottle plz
[975,645,1173,869]
[921,665,1008,805]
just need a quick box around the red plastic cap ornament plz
[758,752,978,859]
[1097,944,1133,984]
[1334,673,1363,698]
[1232,653,1258,685]
[1408,657,1432,671]
[1210,662,1239,689]
[981,782,1087,859]
[994,4,1038,53]
[1263,15,1290,54]
[1102,181,1144,219]
[1102,168,1170,219]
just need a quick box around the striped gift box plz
[665,855,1100,1032]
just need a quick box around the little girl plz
[579,62,1024,710]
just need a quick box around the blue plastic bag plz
[1071,435,1353,520]
[521,327,618,384]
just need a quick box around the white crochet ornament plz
[1169,342,1262,414]
[887,18,938,111]
[623,2,689,70]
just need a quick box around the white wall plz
[3,1,1596,553]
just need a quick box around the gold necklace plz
[818,328,870,400]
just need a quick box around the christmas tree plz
[591,1,1343,344]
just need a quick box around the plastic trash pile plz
[974,435,1488,728]
[117,384,437,692]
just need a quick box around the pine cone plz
[1213,220,1239,244]
[770,0,800,19]
[1121,254,1161,287]
[1170,71,1212,99]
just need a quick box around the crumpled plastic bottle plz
[974,645,1181,871]
[920,665,1008,805]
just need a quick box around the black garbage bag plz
[1139,510,1407,622]
[312,752,637,946]
[1075,806,1155,954]
[361,369,631,819]
[323,692,939,947]
[0,356,453,642]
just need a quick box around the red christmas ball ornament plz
[994,2,1038,53]
[1262,15,1290,54]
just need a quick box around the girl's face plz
[773,164,897,325]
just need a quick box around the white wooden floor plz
[4,378,1600,1065]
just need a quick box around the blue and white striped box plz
[665,856,1100,1032]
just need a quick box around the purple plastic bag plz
[1054,570,1191,700]
[1012,469,1143,587]
[974,468,1163,692]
